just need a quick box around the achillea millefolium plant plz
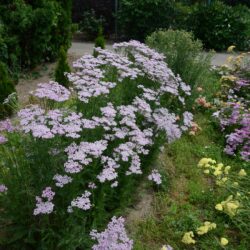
[0,41,193,249]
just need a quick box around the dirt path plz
[16,42,105,106]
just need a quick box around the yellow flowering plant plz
[220,237,229,246]
[196,221,216,235]
[181,231,196,245]
[197,157,250,242]
[215,195,240,217]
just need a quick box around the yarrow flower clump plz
[0,40,194,247]
[148,169,162,185]
[53,174,73,188]
[181,231,196,245]
[0,184,8,193]
[33,187,55,215]
[196,221,216,235]
[0,119,15,144]
[90,216,133,250]
[220,237,229,246]
[215,195,240,217]
[31,81,71,102]
[69,191,92,211]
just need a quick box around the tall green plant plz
[0,0,72,71]
[94,27,106,49]
[0,62,16,118]
[54,47,71,88]
[146,29,220,106]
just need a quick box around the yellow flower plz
[224,166,231,174]
[216,177,228,186]
[214,169,223,176]
[197,221,216,235]
[182,231,196,245]
[222,177,228,182]
[224,200,240,217]
[161,246,168,250]
[198,158,216,168]
[215,203,223,211]
[227,45,235,52]
[204,221,216,230]
[220,237,229,246]
[219,195,240,217]
[217,163,224,169]
[204,169,210,174]
[197,225,209,235]
[238,169,247,177]
[233,182,239,187]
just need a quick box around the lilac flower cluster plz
[64,140,108,173]
[53,174,73,188]
[90,216,133,250]
[33,187,55,215]
[148,169,162,185]
[68,190,92,212]
[0,119,15,144]
[214,79,250,161]
[2,41,193,246]
[68,41,190,105]
[114,40,191,97]
[18,106,83,139]
[0,184,8,193]
[15,41,193,209]
[31,81,71,102]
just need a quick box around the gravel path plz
[16,42,232,106]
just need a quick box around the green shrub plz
[0,0,72,71]
[188,2,250,51]
[54,47,71,88]
[0,22,7,63]
[95,27,106,49]
[93,27,106,57]
[80,9,105,39]
[0,62,16,118]
[146,29,216,97]
[117,0,176,41]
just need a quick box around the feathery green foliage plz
[54,47,71,88]
[0,62,16,118]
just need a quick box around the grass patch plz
[128,112,248,250]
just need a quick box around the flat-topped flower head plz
[31,81,71,102]
[148,169,162,185]
[0,184,8,193]
[90,216,133,250]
